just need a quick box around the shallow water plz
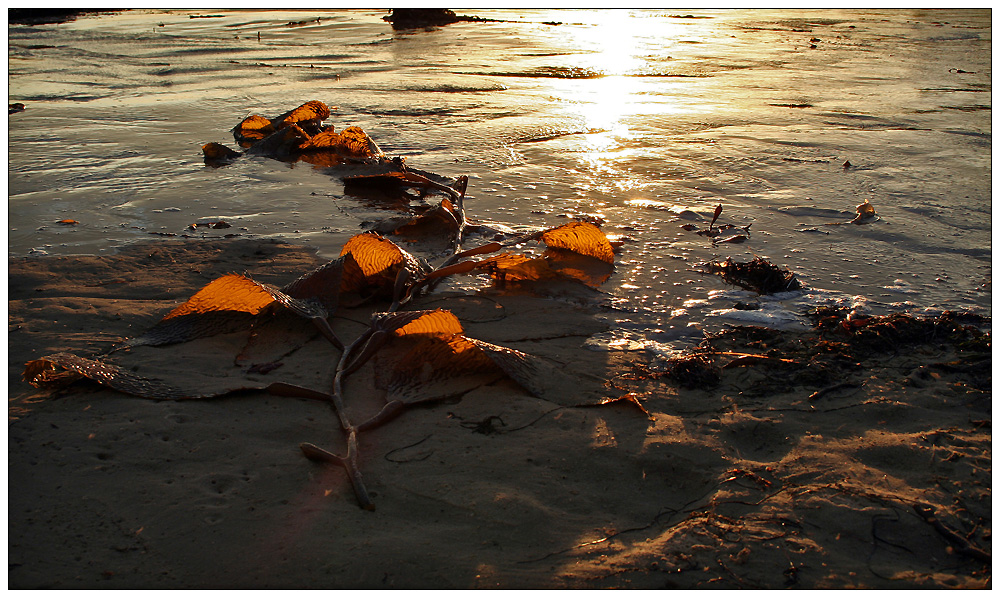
[8,9,992,356]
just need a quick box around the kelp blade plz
[233,114,275,144]
[372,309,464,336]
[340,232,424,294]
[164,274,278,320]
[128,273,326,348]
[202,142,242,163]
[473,251,610,288]
[25,353,210,400]
[298,126,381,159]
[377,333,500,404]
[383,199,459,240]
[540,221,615,263]
[476,253,556,284]
[273,100,331,129]
[281,255,352,311]
[23,353,331,401]
[543,247,615,288]
[468,338,609,406]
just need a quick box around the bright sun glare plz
[585,10,647,76]
[573,11,646,135]
[564,11,694,135]
[554,10,693,189]
[556,11,650,177]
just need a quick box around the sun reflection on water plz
[566,10,650,76]
[552,11,702,188]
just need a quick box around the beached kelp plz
[23,225,622,509]
[26,102,628,510]
[203,100,385,166]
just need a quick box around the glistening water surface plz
[8,9,992,357]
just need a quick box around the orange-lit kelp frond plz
[273,100,331,129]
[297,126,383,167]
[339,232,426,299]
[123,273,329,349]
[540,220,615,264]
[206,101,391,167]
[341,232,419,278]
[163,273,279,320]
[371,308,465,336]
[233,114,276,144]
[542,247,615,287]
[201,142,242,165]
[298,126,379,157]
[296,127,339,150]
[476,253,557,284]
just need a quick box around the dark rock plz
[383,9,462,30]
[8,9,119,25]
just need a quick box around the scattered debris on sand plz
[661,308,990,393]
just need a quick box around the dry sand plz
[8,238,991,589]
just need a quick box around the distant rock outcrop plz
[8,9,118,25]
[383,9,464,29]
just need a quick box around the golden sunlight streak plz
[572,10,646,76]
[570,11,645,136]
[546,12,707,188]
[564,12,696,127]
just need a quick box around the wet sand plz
[8,238,991,589]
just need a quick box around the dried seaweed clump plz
[662,353,722,390]
[701,257,802,295]
[659,309,990,397]
[809,307,991,358]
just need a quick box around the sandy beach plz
[8,237,991,589]
[8,8,992,590]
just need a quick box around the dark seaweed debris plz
[701,257,801,295]
[682,204,752,245]
[663,353,722,390]
[808,307,991,356]
[662,310,991,395]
